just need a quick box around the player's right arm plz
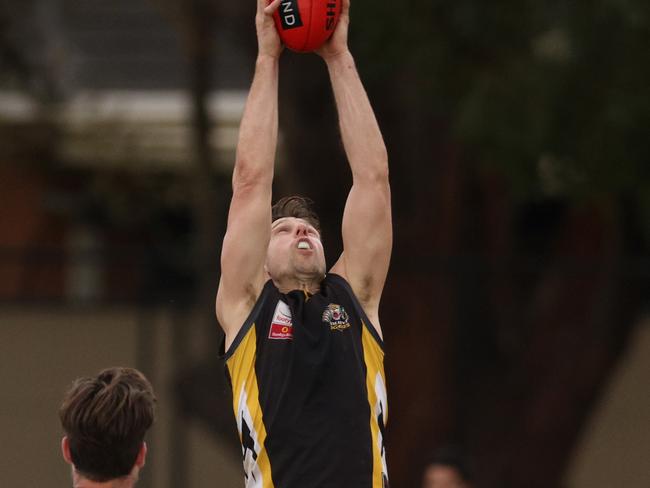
[216,0,283,347]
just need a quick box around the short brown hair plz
[272,196,321,234]
[59,367,156,482]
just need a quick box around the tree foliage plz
[353,0,650,232]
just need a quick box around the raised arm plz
[216,0,283,344]
[322,1,392,331]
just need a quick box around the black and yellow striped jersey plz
[222,273,389,488]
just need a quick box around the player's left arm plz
[320,1,392,332]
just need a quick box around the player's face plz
[422,465,469,488]
[266,217,326,281]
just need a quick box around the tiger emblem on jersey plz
[322,303,351,331]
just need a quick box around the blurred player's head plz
[422,446,473,488]
[267,196,326,283]
[59,367,156,486]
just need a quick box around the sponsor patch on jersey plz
[269,300,293,340]
[322,303,351,331]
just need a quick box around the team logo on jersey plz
[322,303,350,331]
[269,300,293,340]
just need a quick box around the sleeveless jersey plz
[222,273,389,488]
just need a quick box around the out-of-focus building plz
[1,1,251,487]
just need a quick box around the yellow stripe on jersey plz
[226,325,274,487]
[362,323,389,487]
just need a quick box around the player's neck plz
[273,274,323,295]
[72,471,135,488]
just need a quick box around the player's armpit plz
[330,174,392,319]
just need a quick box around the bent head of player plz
[59,367,156,487]
[266,196,327,287]
[422,447,473,488]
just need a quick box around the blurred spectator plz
[422,446,473,488]
[59,367,156,487]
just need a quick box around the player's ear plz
[61,436,73,465]
[135,441,147,468]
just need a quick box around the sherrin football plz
[272,0,342,53]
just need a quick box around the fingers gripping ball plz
[271,0,342,53]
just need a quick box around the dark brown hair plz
[272,196,321,234]
[59,367,156,482]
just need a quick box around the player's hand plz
[257,0,283,59]
[316,0,351,61]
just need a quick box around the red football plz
[271,0,342,53]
